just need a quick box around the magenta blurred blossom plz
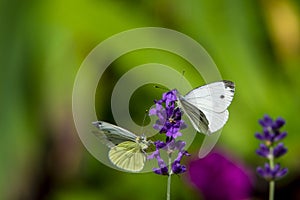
[187,150,253,200]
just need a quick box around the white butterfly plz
[92,121,151,172]
[177,80,235,135]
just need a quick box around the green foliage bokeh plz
[1,0,299,199]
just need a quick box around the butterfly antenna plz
[153,85,169,91]
[140,109,149,134]
[180,70,186,85]
[182,70,185,76]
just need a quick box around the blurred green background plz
[1,0,300,199]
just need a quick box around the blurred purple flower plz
[188,150,253,200]
[255,115,288,181]
[257,163,288,181]
[255,115,287,144]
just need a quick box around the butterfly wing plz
[184,80,235,112]
[108,141,146,172]
[92,121,137,147]
[180,80,235,135]
[201,109,229,134]
[178,97,209,134]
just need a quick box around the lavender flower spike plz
[255,115,288,200]
[148,89,189,177]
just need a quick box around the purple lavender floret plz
[148,140,190,175]
[149,90,186,139]
[255,115,287,144]
[171,150,190,174]
[148,147,169,175]
[273,143,288,158]
[256,163,288,181]
[256,143,270,158]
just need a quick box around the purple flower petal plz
[148,147,169,175]
[273,117,285,129]
[154,140,166,149]
[162,89,178,106]
[276,167,288,178]
[149,108,157,116]
[259,115,273,127]
[256,166,264,177]
[264,163,271,173]
[256,144,270,158]
[273,143,287,158]
[153,166,169,175]
[254,132,264,140]
[274,131,287,142]
[263,128,272,141]
[174,140,186,152]
[272,163,280,173]
[172,161,186,174]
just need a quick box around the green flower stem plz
[167,153,172,200]
[269,147,274,200]
[269,181,275,200]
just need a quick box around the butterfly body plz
[92,121,150,172]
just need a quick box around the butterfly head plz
[92,121,103,128]
[136,135,150,149]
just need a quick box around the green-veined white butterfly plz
[177,80,235,135]
[92,121,151,172]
